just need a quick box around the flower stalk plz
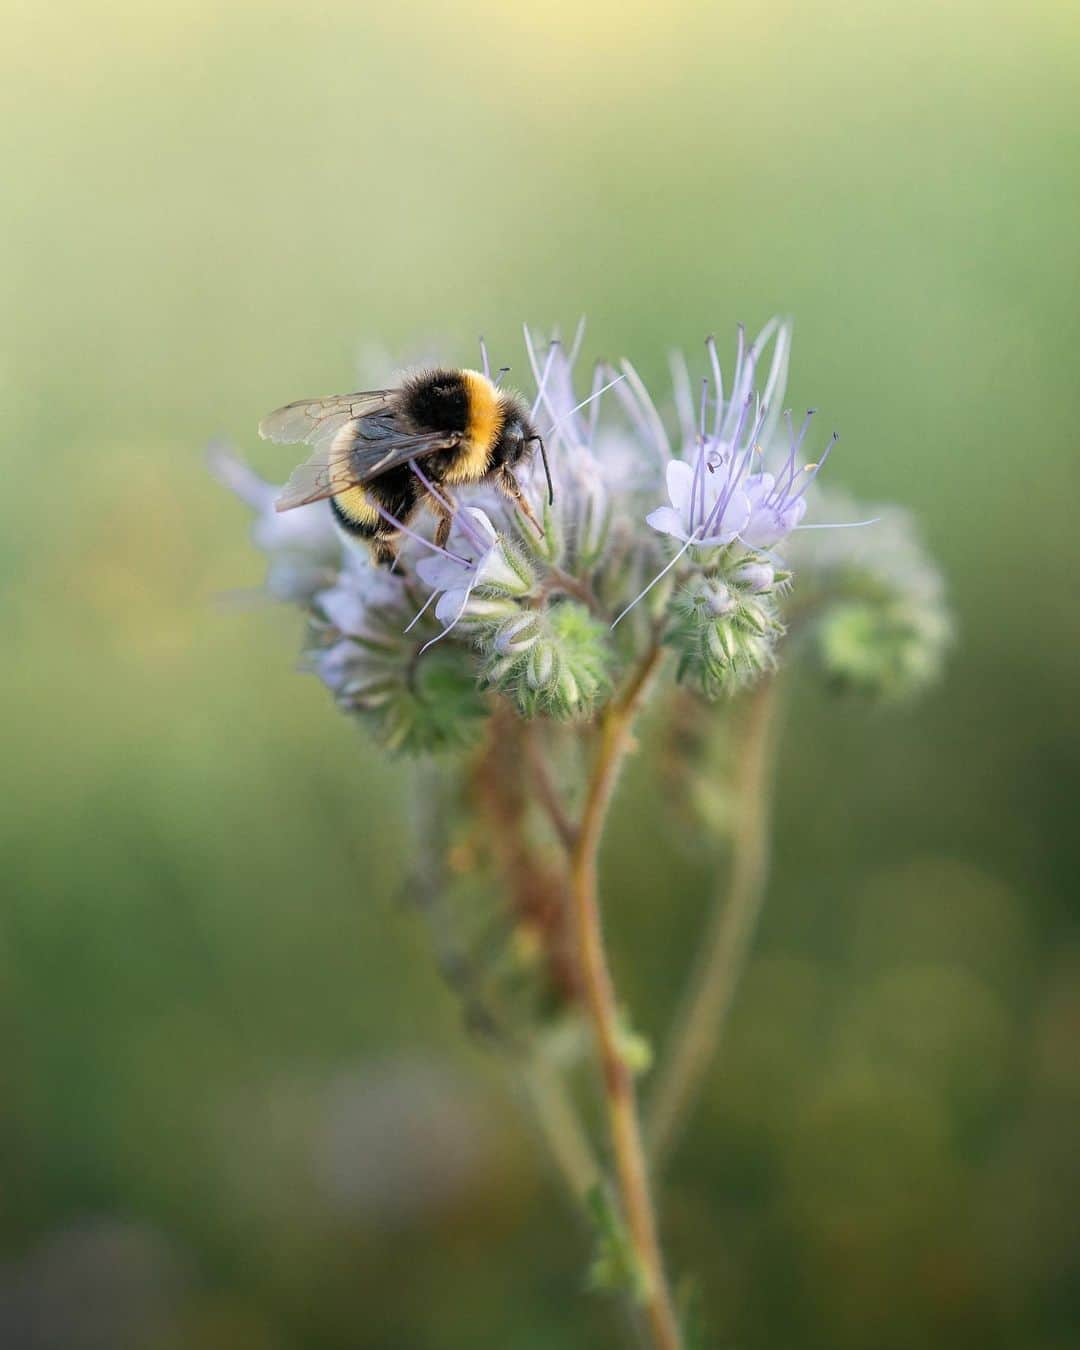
[568,641,682,1350]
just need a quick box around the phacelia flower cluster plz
[214,320,946,750]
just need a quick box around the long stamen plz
[732,341,759,421]
[530,340,560,420]
[717,391,756,497]
[419,579,478,654]
[478,336,491,380]
[770,410,816,504]
[715,402,752,512]
[588,362,606,443]
[691,378,709,533]
[408,459,488,554]
[789,433,839,503]
[706,400,768,534]
[706,334,725,441]
[767,410,799,505]
[368,499,470,566]
[522,324,548,401]
[758,319,789,442]
[542,374,626,438]
[669,349,696,447]
[721,324,746,440]
[404,588,438,633]
[611,368,656,447]
[524,326,565,433]
[611,531,700,629]
[566,314,587,368]
[794,516,879,530]
[619,359,671,461]
[408,458,453,514]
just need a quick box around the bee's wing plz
[258,391,393,448]
[273,439,367,512]
[274,413,461,513]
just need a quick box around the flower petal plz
[318,584,368,636]
[416,554,470,590]
[434,587,471,625]
[699,486,751,546]
[461,507,499,547]
[665,458,696,515]
[646,506,689,540]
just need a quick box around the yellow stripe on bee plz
[449,369,504,483]
[333,483,379,526]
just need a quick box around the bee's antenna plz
[532,436,554,506]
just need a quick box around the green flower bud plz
[668,574,782,699]
[313,631,488,755]
[815,597,950,701]
[481,600,615,721]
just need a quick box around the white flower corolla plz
[645,457,752,548]
[415,508,533,634]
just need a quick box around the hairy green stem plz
[569,643,682,1350]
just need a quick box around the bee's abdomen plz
[332,467,418,537]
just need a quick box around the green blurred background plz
[3,1,1078,1346]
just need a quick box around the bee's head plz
[499,403,553,505]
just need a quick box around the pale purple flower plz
[614,320,837,628]
[313,640,372,697]
[647,322,846,558]
[645,456,751,547]
[317,553,409,639]
[415,508,529,635]
[739,471,809,547]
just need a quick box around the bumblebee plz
[259,367,552,564]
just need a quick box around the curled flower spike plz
[618,322,850,635]
[647,322,833,554]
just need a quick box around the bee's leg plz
[497,468,544,537]
[427,489,458,551]
[369,533,399,569]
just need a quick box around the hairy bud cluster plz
[815,586,950,700]
[788,500,951,702]
[480,600,614,721]
[667,553,787,698]
[310,579,488,754]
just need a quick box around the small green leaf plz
[584,1184,649,1303]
